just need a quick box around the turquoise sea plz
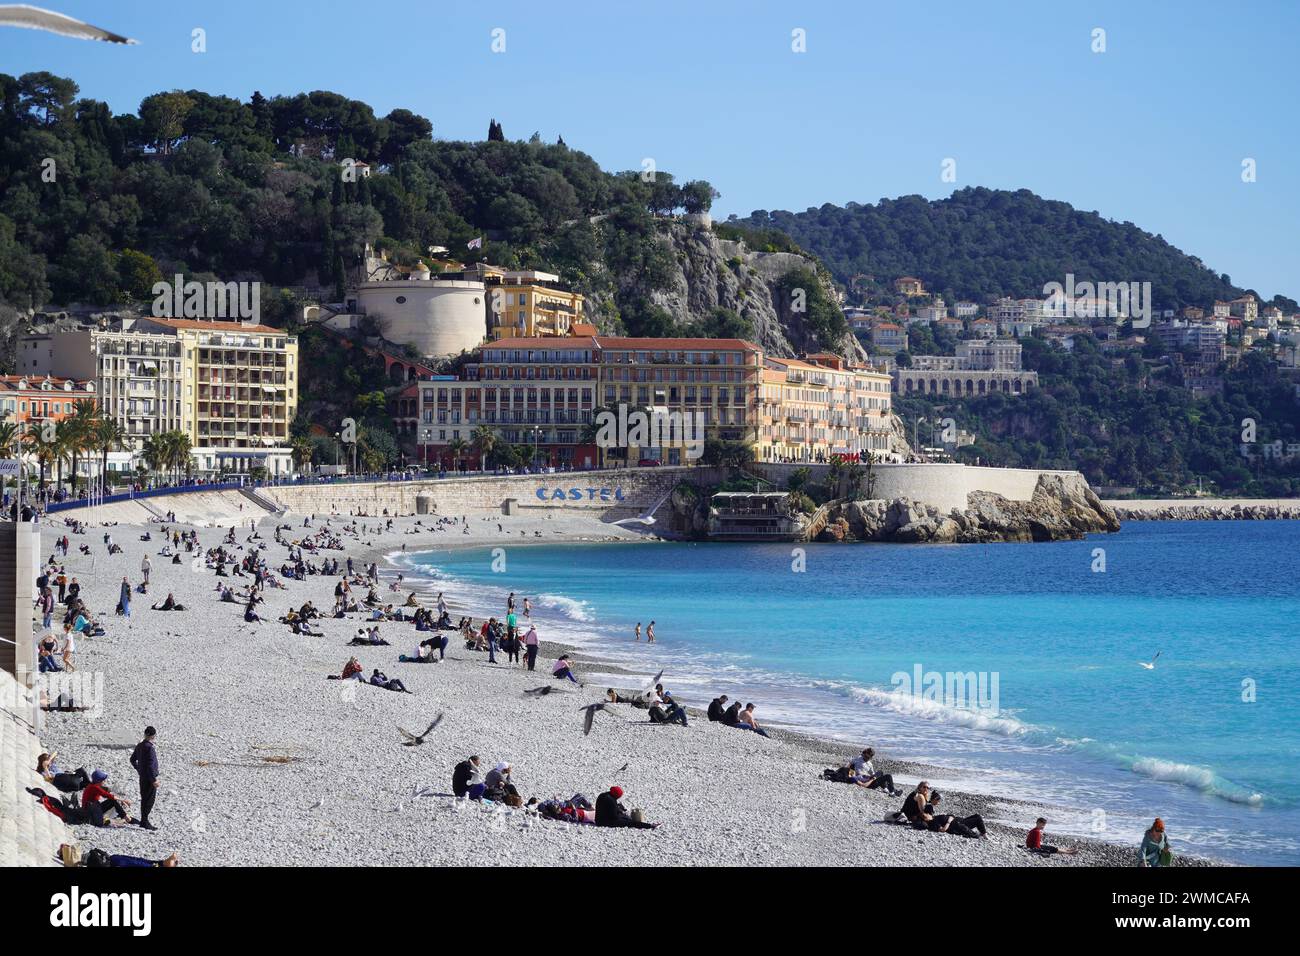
[394,522,1300,864]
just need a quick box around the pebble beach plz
[33,504,1200,867]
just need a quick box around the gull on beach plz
[1138,651,1162,670]
[398,713,444,746]
[0,4,138,43]
[307,798,325,811]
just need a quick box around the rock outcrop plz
[828,473,1119,544]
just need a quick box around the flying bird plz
[644,669,664,694]
[0,4,138,43]
[398,714,444,746]
[579,702,624,737]
[1138,651,1162,671]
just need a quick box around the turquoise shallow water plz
[395,522,1300,864]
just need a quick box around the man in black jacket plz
[594,786,657,829]
[707,695,729,722]
[129,726,160,831]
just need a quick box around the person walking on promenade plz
[129,726,160,831]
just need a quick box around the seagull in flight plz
[579,702,624,737]
[1138,651,1162,671]
[398,713,444,746]
[0,4,138,43]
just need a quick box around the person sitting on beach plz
[452,756,481,799]
[243,599,263,623]
[849,748,900,796]
[369,669,412,694]
[594,786,658,830]
[1138,818,1171,867]
[552,654,580,685]
[890,782,933,826]
[922,792,987,839]
[483,762,512,801]
[81,770,133,827]
[327,657,365,681]
[151,593,184,611]
[38,635,62,673]
[404,592,419,607]
[1026,817,1077,856]
[707,695,729,722]
[734,703,771,737]
[646,685,688,726]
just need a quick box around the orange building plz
[0,374,98,431]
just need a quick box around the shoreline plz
[31,506,1219,867]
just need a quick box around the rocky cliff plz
[827,473,1120,544]
[618,219,866,361]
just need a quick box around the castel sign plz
[536,486,627,503]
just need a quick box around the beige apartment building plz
[758,355,893,463]
[464,264,585,339]
[19,318,299,476]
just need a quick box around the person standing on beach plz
[634,622,641,642]
[646,621,655,643]
[141,555,151,586]
[129,726,160,831]
[118,577,132,617]
[524,624,539,671]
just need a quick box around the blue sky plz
[2,0,1296,299]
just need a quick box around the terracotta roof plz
[138,318,286,334]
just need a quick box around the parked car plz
[637,458,663,467]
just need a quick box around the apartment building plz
[20,318,299,475]
[757,356,892,463]
[0,375,97,430]
[462,264,586,340]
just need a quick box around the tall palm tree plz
[291,437,313,473]
[447,436,468,471]
[65,399,101,493]
[22,427,56,488]
[141,433,166,484]
[92,416,129,491]
[470,424,496,471]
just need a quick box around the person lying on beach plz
[922,792,987,838]
[1026,818,1077,856]
[594,786,658,829]
[291,618,323,637]
[78,849,182,868]
[151,593,185,611]
[606,688,640,706]
[369,669,412,693]
[38,754,91,793]
[552,654,580,685]
[848,748,900,796]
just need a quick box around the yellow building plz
[134,318,300,475]
[758,355,892,463]
[466,264,585,339]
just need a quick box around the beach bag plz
[59,844,81,867]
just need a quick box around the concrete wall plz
[261,469,686,516]
[0,523,38,683]
[752,462,1081,512]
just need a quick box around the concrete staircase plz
[0,668,72,866]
